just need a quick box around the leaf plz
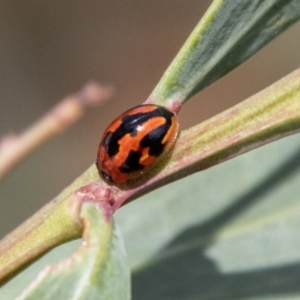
[151,0,300,105]
[115,134,300,299]
[14,202,130,300]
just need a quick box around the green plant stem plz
[0,165,98,283]
[128,68,300,202]
[0,201,79,284]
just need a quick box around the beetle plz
[96,104,178,184]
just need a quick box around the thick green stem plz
[0,165,98,283]
[129,68,300,200]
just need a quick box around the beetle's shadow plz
[132,146,300,300]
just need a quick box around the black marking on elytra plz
[140,115,173,156]
[104,105,174,158]
[139,125,166,156]
[119,150,144,173]
[102,132,115,153]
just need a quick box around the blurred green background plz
[1,0,300,239]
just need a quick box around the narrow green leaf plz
[16,202,130,300]
[151,0,300,105]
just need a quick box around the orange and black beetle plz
[96,104,178,184]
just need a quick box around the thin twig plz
[0,82,113,181]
